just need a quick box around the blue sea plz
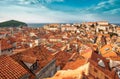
[27,23,75,28]
[27,23,48,27]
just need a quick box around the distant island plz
[0,20,27,27]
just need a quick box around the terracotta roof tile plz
[21,55,37,64]
[63,58,86,70]
[0,55,28,79]
[54,51,72,68]
[109,56,120,61]
[80,48,93,59]
[11,45,54,74]
[100,44,117,58]
[0,39,13,51]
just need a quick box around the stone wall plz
[36,59,56,79]
[20,74,30,79]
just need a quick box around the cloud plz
[18,0,64,5]
[103,8,120,14]
[43,0,64,3]
[0,0,120,23]
[0,3,102,23]
[92,0,120,14]
[0,0,64,5]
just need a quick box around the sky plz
[0,0,120,23]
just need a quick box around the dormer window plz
[30,61,38,71]
[21,55,38,71]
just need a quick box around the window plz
[51,70,54,76]
[30,65,33,71]
[33,62,38,70]
[30,62,38,71]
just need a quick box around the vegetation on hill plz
[0,20,27,27]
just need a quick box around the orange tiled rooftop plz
[0,55,28,79]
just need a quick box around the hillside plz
[0,20,27,27]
